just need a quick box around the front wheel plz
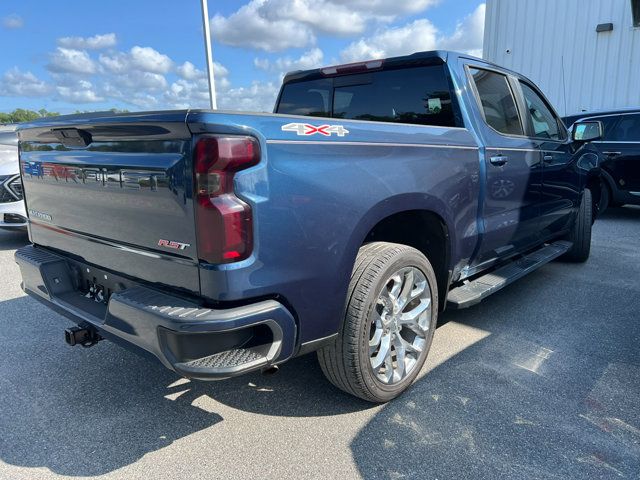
[317,242,438,403]
[562,189,592,262]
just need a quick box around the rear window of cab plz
[276,65,460,128]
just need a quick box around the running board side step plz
[446,241,572,309]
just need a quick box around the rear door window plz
[276,65,459,128]
[593,116,620,141]
[610,114,640,141]
[468,67,524,136]
[519,81,565,141]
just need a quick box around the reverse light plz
[193,135,260,264]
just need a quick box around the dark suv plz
[564,109,640,211]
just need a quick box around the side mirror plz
[572,120,603,142]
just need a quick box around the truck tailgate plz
[18,111,200,295]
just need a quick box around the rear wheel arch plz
[358,208,452,312]
[600,168,620,201]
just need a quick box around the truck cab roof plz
[282,50,511,84]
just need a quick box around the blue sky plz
[0,0,485,114]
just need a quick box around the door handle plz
[543,155,554,163]
[489,155,508,166]
[602,151,622,157]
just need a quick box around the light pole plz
[200,0,217,109]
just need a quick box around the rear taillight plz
[193,135,260,264]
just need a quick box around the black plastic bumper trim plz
[15,244,297,379]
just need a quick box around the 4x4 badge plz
[281,123,349,137]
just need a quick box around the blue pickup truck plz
[15,51,602,402]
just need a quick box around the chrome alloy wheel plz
[369,266,432,384]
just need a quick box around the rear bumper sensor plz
[447,241,572,309]
[15,244,297,380]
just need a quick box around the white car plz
[0,125,27,230]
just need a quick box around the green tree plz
[0,108,60,124]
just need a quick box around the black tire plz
[563,189,592,262]
[598,179,610,214]
[317,242,438,403]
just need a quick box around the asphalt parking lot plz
[0,208,638,480]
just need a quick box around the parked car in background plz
[564,109,640,212]
[15,51,602,402]
[0,125,26,230]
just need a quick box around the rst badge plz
[281,123,349,137]
[158,239,191,251]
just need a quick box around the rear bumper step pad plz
[447,241,572,309]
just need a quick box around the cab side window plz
[519,82,565,140]
[469,67,524,136]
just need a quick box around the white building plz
[483,0,640,117]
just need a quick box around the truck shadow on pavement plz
[0,297,223,477]
[0,294,370,477]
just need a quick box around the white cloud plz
[110,72,168,91]
[218,81,280,112]
[97,52,128,74]
[164,78,212,109]
[56,80,103,103]
[341,3,485,62]
[341,19,438,62]
[1,34,279,113]
[176,61,229,83]
[0,68,50,97]
[2,14,23,29]
[58,33,117,50]
[211,0,315,52]
[99,46,173,74]
[211,0,440,51]
[165,62,234,109]
[259,0,367,36]
[254,48,324,75]
[438,3,486,57]
[176,61,202,80]
[129,46,173,74]
[337,0,438,15]
[47,48,97,74]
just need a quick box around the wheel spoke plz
[369,325,383,355]
[387,274,402,303]
[397,269,414,309]
[408,280,427,304]
[399,298,431,335]
[371,332,391,370]
[383,351,394,383]
[393,334,406,380]
[399,335,423,355]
